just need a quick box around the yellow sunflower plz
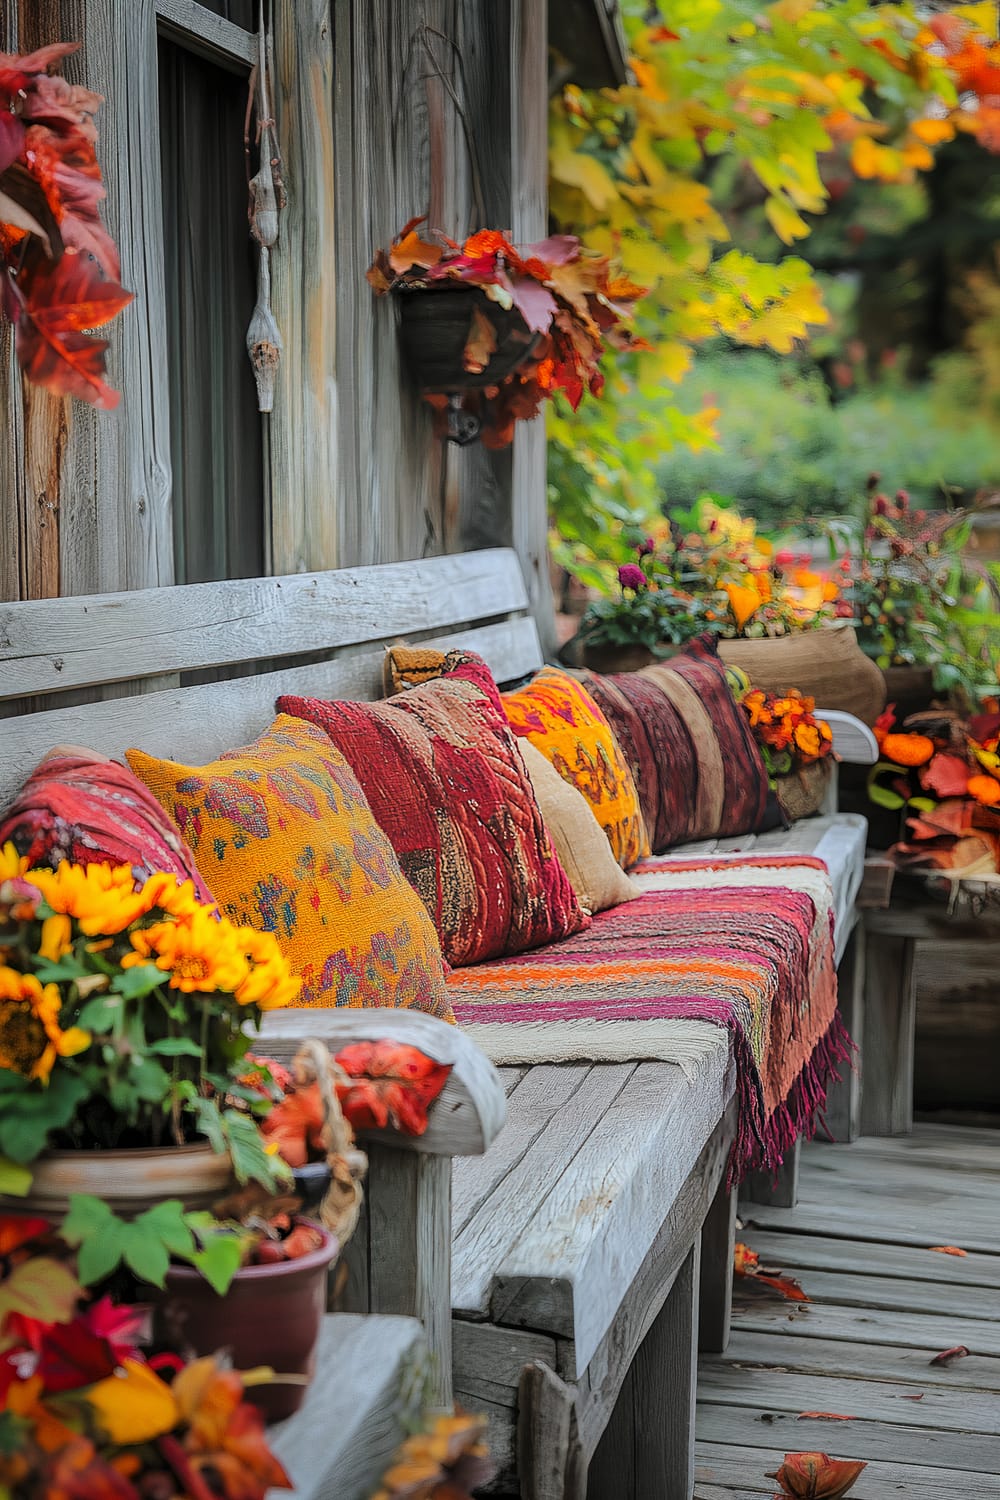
[123,906,250,995]
[0,966,91,1083]
[234,928,302,1010]
[27,861,152,936]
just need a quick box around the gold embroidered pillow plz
[501,666,649,868]
[126,715,453,1019]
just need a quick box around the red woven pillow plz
[0,750,213,902]
[581,636,783,853]
[278,655,587,966]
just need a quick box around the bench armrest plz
[257,1008,506,1407]
[257,1007,506,1156]
[816,708,879,765]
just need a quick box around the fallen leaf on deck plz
[929,1345,969,1366]
[928,1245,967,1257]
[796,1412,859,1421]
[899,1393,924,1400]
[758,1273,810,1302]
[768,1450,866,1499]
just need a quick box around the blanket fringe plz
[728,1010,856,1189]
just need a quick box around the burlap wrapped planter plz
[775,758,834,823]
[719,623,886,726]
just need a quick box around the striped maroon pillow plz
[581,636,782,853]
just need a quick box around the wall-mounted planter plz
[394,284,541,393]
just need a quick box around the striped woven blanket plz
[447,853,852,1180]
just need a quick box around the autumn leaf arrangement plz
[0,1213,293,1499]
[870,702,1000,880]
[367,219,646,447]
[0,42,132,407]
[741,690,834,779]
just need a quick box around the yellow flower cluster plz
[18,856,301,1010]
[0,966,90,1083]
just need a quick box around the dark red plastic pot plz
[159,1224,338,1421]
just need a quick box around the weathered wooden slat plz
[742,1184,1000,1253]
[489,1050,731,1373]
[719,1327,1000,1391]
[516,1362,578,1500]
[451,1064,636,1321]
[840,1129,1000,1173]
[696,1403,1000,1473]
[269,0,338,573]
[259,1007,506,1158]
[822,922,864,1142]
[699,1363,1000,1435]
[1,548,529,698]
[802,1150,1000,1204]
[0,617,541,805]
[155,0,256,67]
[732,1298,1000,1356]
[452,1065,594,1239]
[698,1170,737,1355]
[741,1138,800,1210]
[589,1241,700,1500]
[694,1444,1000,1500]
[737,1264,1000,1322]
[453,1322,559,1409]
[267,1314,426,1500]
[742,1230,1000,1290]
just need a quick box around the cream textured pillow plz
[518,740,641,915]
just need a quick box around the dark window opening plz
[158,36,264,585]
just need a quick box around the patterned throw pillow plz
[501,666,649,868]
[278,655,587,967]
[0,750,214,903]
[126,716,453,1019]
[518,740,641,915]
[581,636,782,853]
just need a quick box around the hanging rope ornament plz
[245,0,284,412]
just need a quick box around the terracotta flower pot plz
[5,1143,234,1217]
[395,284,541,393]
[160,1224,339,1421]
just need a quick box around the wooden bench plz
[2,546,875,1499]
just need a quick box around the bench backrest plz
[1,547,542,803]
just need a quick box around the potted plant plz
[0,1212,293,1496]
[572,553,721,673]
[739,687,835,822]
[0,851,299,1211]
[0,42,131,407]
[367,220,645,447]
[830,477,1000,715]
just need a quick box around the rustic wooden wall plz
[2,0,554,640]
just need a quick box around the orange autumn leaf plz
[389,228,443,275]
[769,1451,866,1499]
[734,1241,760,1275]
[929,1245,968,1257]
[84,1359,180,1445]
[334,1040,452,1136]
[725,581,763,630]
[758,1272,811,1303]
[462,305,498,375]
[260,1082,325,1167]
[797,1412,860,1421]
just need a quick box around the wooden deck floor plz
[694,1126,1000,1499]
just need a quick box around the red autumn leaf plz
[261,1081,325,1167]
[508,273,558,333]
[334,1040,452,1136]
[899,1393,924,1400]
[929,1245,968,1257]
[35,1318,118,1393]
[12,246,132,407]
[0,1214,50,1255]
[462,304,498,374]
[769,1452,866,1499]
[797,1412,860,1421]
[929,1345,969,1366]
[82,1295,148,1363]
[919,754,970,799]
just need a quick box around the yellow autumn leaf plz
[911,116,956,146]
[955,2,997,33]
[768,0,816,21]
[85,1359,180,1444]
[550,130,620,210]
[765,195,811,244]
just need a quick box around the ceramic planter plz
[5,1143,234,1217]
[394,284,541,393]
[160,1224,339,1421]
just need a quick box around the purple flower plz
[637,537,655,557]
[873,493,890,516]
[618,563,646,592]
[895,488,910,510]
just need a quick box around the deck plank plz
[698,1127,1000,1498]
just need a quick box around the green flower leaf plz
[0,1156,32,1198]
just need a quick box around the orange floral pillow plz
[126,715,453,1019]
[502,667,649,868]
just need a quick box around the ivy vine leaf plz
[61,1194,196,1289]
[0,1070,89,1164]
[188,1234,245,1296]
